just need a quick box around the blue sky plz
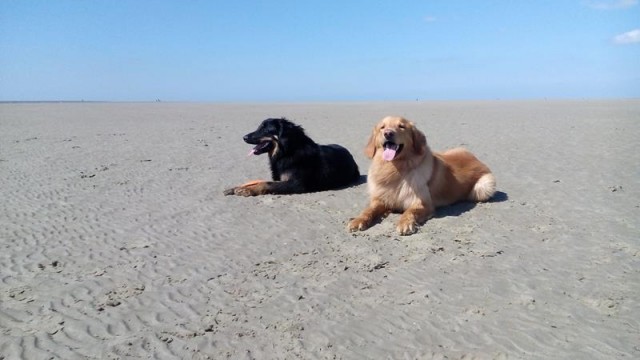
[1,0,638,101]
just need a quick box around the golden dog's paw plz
[223,187,236,196]
[396,220,418,236]
[347,218,369,232]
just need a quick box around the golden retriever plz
[347,116,496,235]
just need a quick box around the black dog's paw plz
[223,186,256,196]
[233,187,254,196]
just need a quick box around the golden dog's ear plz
[411,123,427,156]
[364,126,377,158]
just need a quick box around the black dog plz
[223,118,360,196]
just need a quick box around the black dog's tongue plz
[383,142,399,161]
[248,141,270,156]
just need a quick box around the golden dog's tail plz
[470,173,496,202]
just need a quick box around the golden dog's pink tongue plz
[383,147,397,161]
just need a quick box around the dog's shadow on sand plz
[338,174,368,190]
[435,191,509,218]
[355,175,368,187]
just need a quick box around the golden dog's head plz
[365,116,427,161]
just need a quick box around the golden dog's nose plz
[383,129,394,140]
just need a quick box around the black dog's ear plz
[275,118,307,153]
[276,118,288,139]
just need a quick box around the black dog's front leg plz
[226,179,305,196]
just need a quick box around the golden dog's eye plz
[380,125,385,130]
[398,124,405,129]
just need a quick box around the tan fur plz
[348,116,496,235]
[223,179,269,196]
[266,137,279,157]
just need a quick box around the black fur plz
[224,118,360,195]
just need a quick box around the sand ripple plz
[1,101,639,359]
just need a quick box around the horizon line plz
[3,95,640,104]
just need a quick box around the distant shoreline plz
[1,97,639,105]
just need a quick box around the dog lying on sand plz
[224,118,360,196]
[348,116,496,235]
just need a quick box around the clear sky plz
[1,0,638,101]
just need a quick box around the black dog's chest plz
[269,156,295,181]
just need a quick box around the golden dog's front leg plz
[396,203,434,235]
[347,199,388,232]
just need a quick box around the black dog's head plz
[244,118,308,156]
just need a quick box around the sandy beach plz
[1,100,638,359]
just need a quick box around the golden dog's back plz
[430,147,496,206]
